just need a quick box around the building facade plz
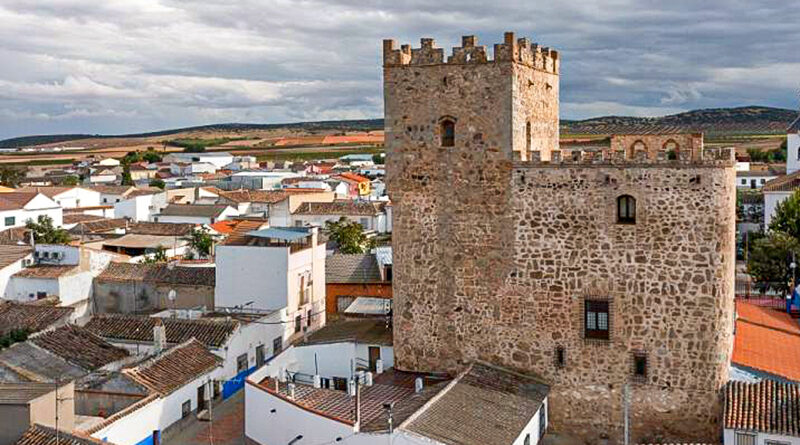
[384,33,736,443]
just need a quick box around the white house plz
[787,114,800,175]
[0,245,33,299]
[215,226,326,343]
[724,380,800,445]
[169,162,217,176]
[114,189,168,222]
[245,320,550,445]
[153,204,238,224]
[0,192,63,229]
[89,168,119,184]
[95,158,121,168]
[81,339,224,445]
[762,114,800,227]
[163,152,234,169]
[291,200,388,233]
[18,186,102,209]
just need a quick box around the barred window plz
[441,119,455,147]
[617,195,636,224]
[585,300,609,340]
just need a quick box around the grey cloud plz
[0,0,798,139]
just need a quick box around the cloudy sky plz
[0,0,798,139]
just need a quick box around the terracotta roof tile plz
[0,192,39,211]
[15,424,110,445]
[733,309,800,381]
[738,302,800,335]
[326,254,382,283]
[764,170,800,192]
[158,204,231,218]
[0,245,32,269]
[0,302,72,336]
[218,189,289,204]
[13,265,79,279]
[67,218,128,235]
[126,222,196,236]
[97,262,215,286]
[293,201,380,216]
[124,339,220,395]
[220,220,268,245]
[725,379,800,435]
[85,314,237,348]
[63,214,105,225]
[30,325,128,370]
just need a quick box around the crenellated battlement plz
[383,32,559,74]
[516,147,735,167]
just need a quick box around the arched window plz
[628,140,646,159]
[440,119,455,147]
[617,195,636,224]
[663,139,679,159]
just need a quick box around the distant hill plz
[561,106,797,136]
[1,106,796,148]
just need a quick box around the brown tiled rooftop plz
[30,325,128,371]
[16,424,110,445]
[725,379,800,435]
[97,262,215,287]
[63,214,106,225]
[124,339,220,395]
[13,265,79,279]
[218,189,289,204]
[0,192,39,211]
[85,314,237,348]
[293,201,381,216]
[220,220,268,245]
[127,221,196,236]
[733,302,800,381]
[302,318,393,346]
[0,245,32,269]
[764,170,800,192]
[0,302,73,336]
[67,218,127,235]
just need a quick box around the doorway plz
[368,346,381,372]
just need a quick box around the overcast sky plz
[0,0,798,139]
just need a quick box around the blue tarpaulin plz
[222,366,256,399]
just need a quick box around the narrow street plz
[164,390,245,445]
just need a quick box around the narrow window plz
[555,346,565,368]
[272,336,283,356]
[524,434,530,445]
[440,119,455,147]
[633,352,647,381]
[539,402,547,438]
[585,300,610,340]
[237,354,248,373]
[306,309,312,328]
[617,195,636,224]
[294,314,302,333]
[526,121,532,152]
[735,432,755,445]
[181,400,191,418]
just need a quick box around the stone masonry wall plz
[385,33,735,444]
[610,133,704,160]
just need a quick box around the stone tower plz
[385,33,736,443]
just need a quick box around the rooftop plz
[67,218,128,235]
[725,379,800,436]
[126,222,196,236]
[326,254,382,283]
[218,189,289,204]
[157,204,231,218]
[0,383,54,404]
[85,314,238,348]
[218,220,268,245]
[0,192,39,211]
[0,245,32,270]
[97,262,215,287]
[124,339,220,395]
[733,302,800,381]
[763,170,800,192]
[13,265,79,279]
[293,200,382,216]
[30,325,129,371]
[102,234,185,250]
[0,302,73,336]
[0,342,87,383]
[302,318,392,346]
[18,424,113,445]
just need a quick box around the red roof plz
[733,302,800,380]
[338,172,370,184]
[209,220,239,234]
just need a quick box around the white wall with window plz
[724,428,800,445]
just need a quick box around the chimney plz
[414,377,424,393]
[288,383,296,400]
[153,319,166,354]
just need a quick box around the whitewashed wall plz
[723,428,800,445]
[765,190,792,228]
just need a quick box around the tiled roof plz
[0,245,32,269]
[87,186,133,195]
[67,218,127,235]
[0,192,38,211]
[97,262,215,286]
[17,186,79,199]
[63,214,105,225]
[733,303,800,381]
[218,189,289,204]
[337,172,370,183]
[220,220,269,245]
[158,204,230,218]
[0,342,87,383]
[303,318,392,346]
[402,362,550,445]
[30,325,128,371]
[725,379,800,436]
[13,265,79,279]
[15,424,109,445]
[259,369,423,426]
[763,170,800,192]
[124,339,220,395]
[85,314,237,348]
[209,220,239,234]
[0,302,72,336]
[0,227,29,246]
[326,254,382,283]
[125,187,162,198]
[293,201,381,216]
[0,383,54,404]
[126,222,196,236]
[738,301,800,335]
[102,234,181,249]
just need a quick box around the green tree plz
[142,150,162,163]
[188,227,214,258]
[0,165,26,187]
[149,178,165,189]
[372,153,385,164]
[26,215,71,244]
[121,164,134,186]
[325,217,374,254]
[141,246,168,264]
[62,175,80,186]
[769,189,800,240]
[747,232,800,295]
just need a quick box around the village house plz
[333,172,371,198]
[736,164,783,190]
[15,424,107,445]
[113,188,167,222]
[245,319,551,445]
[88,169,119,185]
[724,380,800,444]
[18,187,102,210]
[0,246,34,298]
[163,152,234,169]
[153,203,238,225]
[730,301,800,383]
[0,301,74,337]
[291,200,389,233]
[0,192,62,229]
[214,225,326,344]
[92,262,215,314]
[0,384,77,444]
[761,112,800,226]
[325,251,392,315]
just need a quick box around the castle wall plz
[385,33,735,443]
[610,133,704,160]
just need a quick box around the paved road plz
[164,390,245,445]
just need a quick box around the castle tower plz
[385,33,736,443]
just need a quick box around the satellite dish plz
[168,289,176,302]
